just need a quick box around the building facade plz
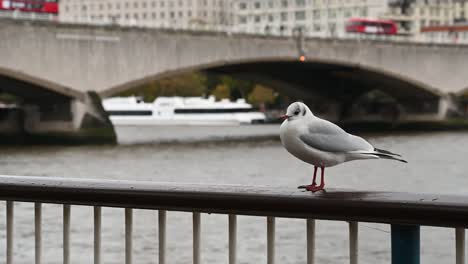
[231,0,389,37]
[380,0,468,40]
[59,0,232,29]
[59,0,468,43]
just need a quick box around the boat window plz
[108,110,153,116]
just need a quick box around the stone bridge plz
[1,18,468,143]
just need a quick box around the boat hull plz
[109,113,266,126]
[103,96,267,126]
[109,117,242,126]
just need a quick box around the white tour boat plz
[102,96,267,126]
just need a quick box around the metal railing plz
[0,175,467,264]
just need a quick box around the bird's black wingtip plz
[374,147,402,157]
[372,152,408,163]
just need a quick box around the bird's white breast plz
[280,119,345,167]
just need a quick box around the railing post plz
[456,228,465,264]
[349,221,358,264]
[229,214,237,264]
[193,212,201,264]
[6,201,14,264]
[267,216,275,264]
[159,210,166,264]
[307,219,315,264]
[63,204,71,264]
[94,206,102,264]
[391,225,420,264]
[125,208,133,264]
[35,203,42,264]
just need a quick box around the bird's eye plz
[294,110,300,115]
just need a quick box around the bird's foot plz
[298,184,324,193]
[298,184,315,189]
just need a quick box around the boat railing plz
[0,175,466,264]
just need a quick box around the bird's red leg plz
[306,166,325,192]
[298,166,318,190]
[312,166,318,186]
[317,166,325,190]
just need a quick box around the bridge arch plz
[100,57,442,104]
[459,86,468,97]
[0,67,85,102]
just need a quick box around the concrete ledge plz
[0,128,115,145]
[25,128,116,145]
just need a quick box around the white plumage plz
[279,102,406,192]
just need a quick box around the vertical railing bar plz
[193,212,201,264]
[391,224,420,264]
[159,210,167,264]
[63,204,71,264]
[94,206,102,264]
[349,221,359,264]
[307,219,315,264]
[6,201,14,264]
[125,208,133,264]
[229,214,237,264]
[35,203,42,264]
[267,216,275,264]
[456,228,466,264]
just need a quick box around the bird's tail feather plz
[372,153,407,163]
[349,150,407,163]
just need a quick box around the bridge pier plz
[0,92,116,145]
[338,95,462,123]
[0,107,24,143]
[311,94,467,131]
[399,96,461,122]
[23,92,117,144]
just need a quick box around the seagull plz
[279,102,407,192]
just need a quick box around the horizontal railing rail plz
[0,175,467,227]
[0,175,466,264]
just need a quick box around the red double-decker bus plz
[345,18,398,35]
[0,0,58,14]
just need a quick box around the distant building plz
[59,0,468,43]
[59,0,232,29]
[231,0,389,38]
[228,0,468,42]
[382,0,468,37]
[420,24,468,43]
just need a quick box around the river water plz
[0,125,467,263]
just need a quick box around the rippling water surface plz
[0,125,467,263]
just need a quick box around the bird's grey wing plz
[299,119,373,153]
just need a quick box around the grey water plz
[0,124,467,263]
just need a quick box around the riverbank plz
[1,119,468,145]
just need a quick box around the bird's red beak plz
[280,114,289,121]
